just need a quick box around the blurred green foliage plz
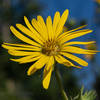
[73,86,96,100]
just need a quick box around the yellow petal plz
[60,52,88,66]
[8,50,41,56]
[43,67,53,89]
[34,55,49,69]
[55,9,69,38]
[27,67,37,75]
[63,41,96,46]
[58,25,87,40]
[19,56,41,64]
[10,26,41,47]
[2,44,41,51]
[61,46,96,54]
[55,55,81,68]
[37,16,48,40]
[59,29,93,44]
[24,16,43,42]
[27,55,49,75]
[46,16,54,39]
[53,11,60,34]
[16,24,43,44]
[3,43,39,48]
[43,56,54,89]
[11,54,41,63]
[31,18,46,40]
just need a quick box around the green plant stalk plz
[54,64,68,100]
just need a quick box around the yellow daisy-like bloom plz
[2,9,98,89]
[96,0,100,4]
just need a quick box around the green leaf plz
[73,86,96,100]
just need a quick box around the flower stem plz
[54,64,68,100]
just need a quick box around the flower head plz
[2,9,98,89]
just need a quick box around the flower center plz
[42,39,60,56]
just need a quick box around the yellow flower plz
[85,43,97,60]
[96,0,100,4]
[2,9,98,89]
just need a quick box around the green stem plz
[54,64,68,100]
